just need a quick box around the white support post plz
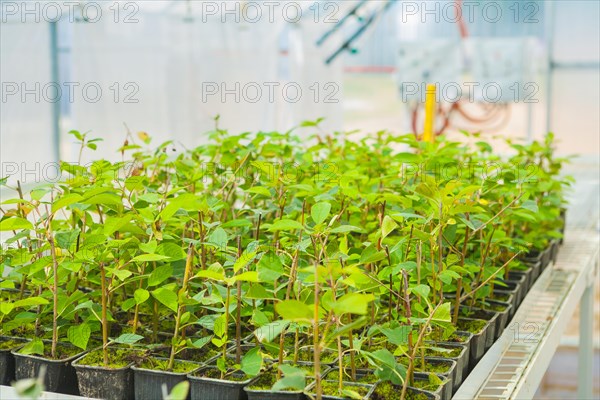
[577,282,594,400]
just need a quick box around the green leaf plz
[272,366,306,391]
[240,347,262,377]
[165,381,190,400]
[0,217,33,231]
[148,265,173,286]
[122,298,137,311]
[311,202,331,225]
[133,254,170,262]
[332,293,375,316]
[156,243,187,260]
[190,336,211,349]
[152,288,178,312]
[381,215,399,240]
[18,339,44,355]
[341,390,363,400]
[275,300,313,322]
[0,302,14,315]
[233,271,259,283]
[67,323,91,350]
[195,269,226,281]
[233,243,258,273]
[379,325,411,346]
[52,193,83,212]
[134,289,150,304]
[254,321,290,343]
[55,229,80,249]
[12,297,49,309]
[432,302,452,323]
[246,187,271,197]
[113,333,144,344]
[83,193,122,207]
[213,314,227,338]
[269,219,304,232]
[409,284,430,299]
[104,215,132,236]
[521,199,539,213]
[208,228,228,249]
[331,225,364,233]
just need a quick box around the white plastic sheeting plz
[68,1,345,161]
[0,21,55,186]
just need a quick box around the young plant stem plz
[400,302,444,400]
[100,263,109,366]
[402,270,414,368]
[221,285,231,379]
[278,248,300,378]
[471,225,496,306]
[337,334,343,392]
[313,244,322,400]
[47,227,59,360]
[235,236,243,365]
[453,226,471,325]
[167,244,194,371]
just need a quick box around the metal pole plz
[49,21,61,163]
[577,282,594,400]
[544,1,555,135]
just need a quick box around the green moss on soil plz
[447,333,467,343]
[0,339,26,350]
[194,367,250,382]
[138,357,199,373]
[19,342,81,360]
[457,319,487,334]
[246,371,304,391]
[309,380,371,398]
[479,302,508,312]
[490,293,510,302]
[372,382,429,400]
[424,347,461,358]
[397,357,451,374]
[293,348,337,363]
[412,377,440,392]
[77,348,136,369]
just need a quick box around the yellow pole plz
[423,84,437,143]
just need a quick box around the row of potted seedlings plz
[0,127,569,399]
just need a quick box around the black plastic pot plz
[505,273,527,305]
[245,387,305,400]
[427,336,470,387]
[132,357,201,400]
[420,357,457,393]
[73,353,135,400]
[508,269,532,296]
[12,342,84,395]
[411,372,451,400]
[493,280,519,311]
[244,376,306,400]
[541,245,552,269]
[559,208,566,244]
[525,260,542,282]
[456,318,491,370]
[474,300,513,340]
[0,336,28,385]
[461,308,499,350]
[189,367,254,400]
[550,239,560,263]
[371,381,440,400]
[305,379,376,400]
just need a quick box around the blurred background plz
[1,1,598,398]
